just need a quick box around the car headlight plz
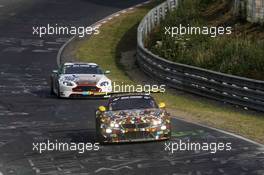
[62,81,75,86]
[100,81,109,86]
[106,128,112,134]
[110,122,119,128]
[153,119,162,126]
[110,122,115,128]
[161,125,167,130]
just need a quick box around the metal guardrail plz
[234,0,264,24]
[137,0,264,112]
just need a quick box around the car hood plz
[60,74,108,85]
[104,108,166,123]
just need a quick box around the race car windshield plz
[109,96,157,111]
[64,65,103,74]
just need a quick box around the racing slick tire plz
[95,120,104,143]
[167,123,172,140]
[56,81,62,98]
[50,78,55,96]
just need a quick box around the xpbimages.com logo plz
[112,82,166,94]
[32,140,100,154]
[32,24,100,38]
[164,24,232,38]
[164,140,232,154]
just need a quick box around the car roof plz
[64,62,98,66]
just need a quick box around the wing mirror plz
[98,106,106,112]
[158,102,166,108]
[105,70,110,74]
[52,70,58,74]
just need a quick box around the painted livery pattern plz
[96,95,171,143]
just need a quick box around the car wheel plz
[167,123,172,139]
[168,131,172,140]
[57,82,61,98]
[50,78,55,95]
[95,119,103,143]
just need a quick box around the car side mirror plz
[158,102,166,108]
[105,70,110,74]
[52,70,58,74]
[98,106,106,112]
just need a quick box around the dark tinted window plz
[64,64,103,74]
[109,95,157,111]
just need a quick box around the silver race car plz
[50,62,112,98]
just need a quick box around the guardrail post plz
[162,4,166,19]
[167,0,171,10]
[148,16,151,34]
[144,21,148,36]
[151,11,155,29]
[157,8,160,25]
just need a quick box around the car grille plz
[123,131,151,140]
[121,123,150,129]
[72,86,100,92]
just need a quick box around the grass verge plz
[75,1,264,144]
[147,0,264,80]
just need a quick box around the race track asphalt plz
[0,0,263,174]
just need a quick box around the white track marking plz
[95,166,133,173]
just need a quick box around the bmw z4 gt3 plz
[50,62,112,98]
[96,94,171,143]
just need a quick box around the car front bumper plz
[59,84,112,98]
[99,126,171,143]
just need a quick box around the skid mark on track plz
[95,166,133,173]
[0,111,28,116]
[21,39,44,47]
[0,140,8,148]
[0,37,65,53]
[2,47,27,52]
[55,38,70,43]
[0,38,16,46]
[0,68,49,96]
[32,49,52,53]
[27,154,85,174]
[0,104,29,117]
[1,133,263,175]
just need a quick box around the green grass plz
[75,1,264,144]
[147,0,264,80]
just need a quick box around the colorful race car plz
[95,94,171,143]
[50,62,112,98]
